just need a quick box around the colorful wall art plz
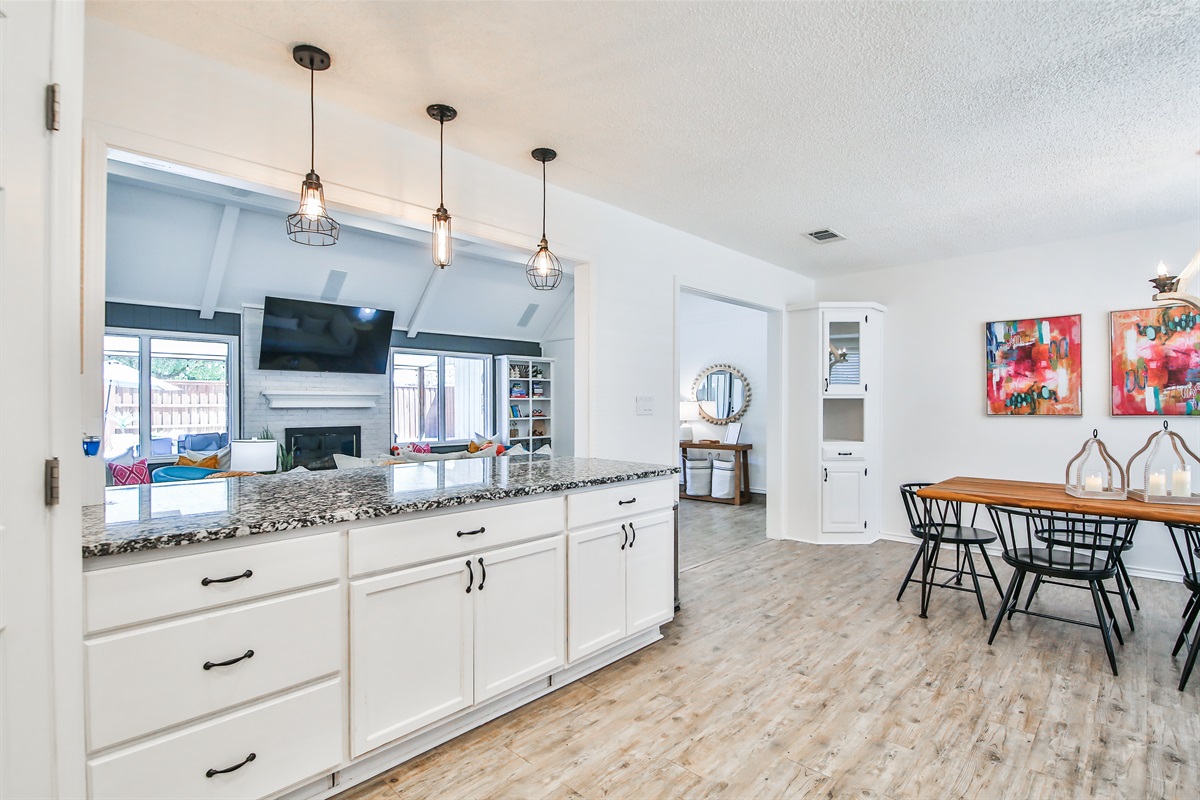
[1111,307,1200,416]
[985,315,1082,415]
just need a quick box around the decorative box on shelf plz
[1064,429,1128,500]
[1126,421,1200,505]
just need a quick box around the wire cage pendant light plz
[427,104,458,268]
[527,148,563,291]
[286,45,340,246]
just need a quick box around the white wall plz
[818,220,1200,580]
[81,20,817,527]
[678,293,768,492]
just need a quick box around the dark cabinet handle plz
[465,560,473,593]
[823,468,828,482]
[620,524,628,550]
[478,557,486,591]
[837,452,852,456]
[206,752,256,778]
[629,522,637,548]
[824,378,829,391]
[618,498,637,506]
[201,569,252,586]
[203,649,254,670]
[457,527,486,537]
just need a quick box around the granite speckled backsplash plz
[81,456,678,559]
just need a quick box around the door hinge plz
[44,458,61,506]
[45,83,60,132]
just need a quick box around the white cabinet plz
[823,308,872,397]
[568,510,674,663]
[350,534,565,757]
[349,557,475,757]
[822,464,865,533]
[496,355,554,450]
[474,537,565,702]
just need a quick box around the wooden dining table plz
[914,476,1200,618]
[918,476,1200,525]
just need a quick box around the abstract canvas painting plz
[1111,307,1200,416]
[985,315,1082,415]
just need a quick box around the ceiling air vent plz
[806,228,845,244]
[516,303,540,328]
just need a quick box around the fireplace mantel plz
[261,389,382,409]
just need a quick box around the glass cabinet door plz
[824,311,866,395]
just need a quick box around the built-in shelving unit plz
[495,355,554,450]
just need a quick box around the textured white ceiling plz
[89,1,1200,278]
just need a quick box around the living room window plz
[103,330,239,460]
[392,350,491,444]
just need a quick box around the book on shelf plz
[509,382,527,398]
[532,381,545,397]
[510,404,521,419]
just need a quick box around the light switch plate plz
[635,396,654,415]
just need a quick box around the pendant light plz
[427,104,458,268]
[527,148,563,291]
[286,45,339,246]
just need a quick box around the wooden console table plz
[680,442,753,506]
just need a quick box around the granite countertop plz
[81,456,679,559]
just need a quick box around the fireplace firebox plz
[284,426,361,470]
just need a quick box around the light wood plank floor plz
[338,507,1200,800]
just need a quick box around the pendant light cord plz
[309,68,315,172]
[439,119,445,207]
[541,160,547,240]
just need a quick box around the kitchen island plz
[80,456,678,800]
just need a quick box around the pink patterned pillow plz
[409,443,432,454]
[109,458,151,486]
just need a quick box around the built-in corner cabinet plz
[788,302,885,544]
[496,355,554,451]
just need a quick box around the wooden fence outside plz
[105,381,228,437]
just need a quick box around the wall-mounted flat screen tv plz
[259,296,395,374]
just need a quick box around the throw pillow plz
[177,453,220,469]
[534,444,553,457]
[410,443,432,454]
[333,453,373,470]
[506,444,528,456]
[109,458,151,485]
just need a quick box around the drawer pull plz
[618,498,637,506]
[838,452,852,456]
[201,569,252,587]
[456,526,486,537]
[465,560,474,594]
[478,557,487,591]
[620,524,628,550]
[206,752,256,778]
[629,522,637,548]
[203,649,255,671]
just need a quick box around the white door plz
[1,2,85,797]
[473,537,565,702]
[624,513,676,634]
[567,524,627,662]
[822,464,865,533]
[349,558,474,757]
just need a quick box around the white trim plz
[262,390,382,410]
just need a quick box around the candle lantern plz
[1064,429,1128,499]
[1126,421,1200,504]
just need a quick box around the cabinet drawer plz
[567,479,674,530]
[821,443,865,460]
[87,679,342,800]
[86,586,340,752]
[348,497,563,577]
[85,532,340,633]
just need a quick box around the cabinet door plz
[824,309,867,396]
[624,513,676,635]
[474,537,566,702]
[349,558,473,757]
[822,464,865,533]
[567,525,627,662]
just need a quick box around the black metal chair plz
[897,483,1004,619]
[986,506,1137,675]
[1165,524,1200,691]
[1018,528,1140,632]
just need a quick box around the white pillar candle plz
[1084,473,1104,493]
[1173,465,1192,498]
[1149,469,1168,496]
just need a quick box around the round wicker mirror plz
[692,364,751,425]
